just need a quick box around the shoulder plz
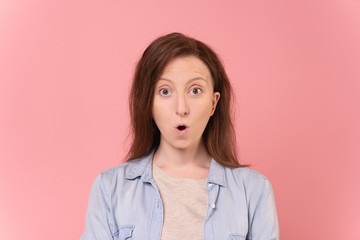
[226,167,269,184]
[99,162,130,181]
[95,156,149,189]
[100,160,134,178]
[224,167,273,199]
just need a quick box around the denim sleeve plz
[80,173,115,240]
[248,179,279,240]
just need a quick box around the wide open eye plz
[160,88,171,96]
[190,88,202,95]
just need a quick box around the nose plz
[176,93,189,116]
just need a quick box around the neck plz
[153,141,211,169]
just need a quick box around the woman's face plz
[152,56,220,151]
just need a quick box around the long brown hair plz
[126,32,245,168]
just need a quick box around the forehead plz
[160,56,212,81]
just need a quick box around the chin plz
[170,141,193,150]
[172,144,191,150]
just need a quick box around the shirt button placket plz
[204,183,219,240]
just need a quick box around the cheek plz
[152,102,169,126]
[194,99,214,114]
[191,101,214,127]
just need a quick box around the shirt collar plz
[124,150,227,187]
[124,151,154,182]
[207,157,226,187]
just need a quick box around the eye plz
[190,87,202,95]
[159,88,171,96]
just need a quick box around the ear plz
[211,92,220,116]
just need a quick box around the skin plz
[152,56,220,179]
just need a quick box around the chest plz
[111,181,249,240]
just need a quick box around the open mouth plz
[177,125,187,131]
[175,124,189,134]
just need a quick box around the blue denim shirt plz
[80,151,279,240]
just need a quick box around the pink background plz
[1,0,359,239]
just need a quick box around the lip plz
[175,124,189,134]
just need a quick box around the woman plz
[81,33,279,240]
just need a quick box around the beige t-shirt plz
[152,162,208,240]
